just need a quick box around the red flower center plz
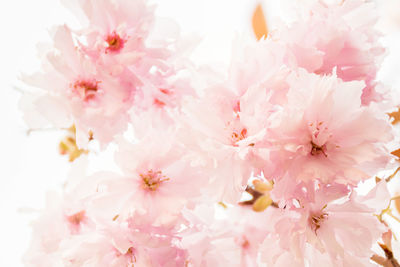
[106,32,125,53]
[73,79,99,101]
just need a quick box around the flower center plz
[140,170,169,191]
[115,246,136,264]
[237,235,250,250]
[309,211,328,233]
[73,79,99,101]
[231,128,247,145]
[106,32,125,53]
[67,210,86,225]
[66,210,86,234]
[309,121,331,157]
[125,247,136,264]
[310,141,327,157]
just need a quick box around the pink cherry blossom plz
[261,184,386,266]
[180,84,273,202]
[23,191,95,266]
[264,69,393,186]
[70,0,196,117]
[21,0,196,147]
[178,204,271,267]
[21,25,133,147]
[58,218,186,267]
[88,131,208,225]
[272,0,387,105]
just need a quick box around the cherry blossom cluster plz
[21,0,400,266]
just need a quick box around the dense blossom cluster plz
[22,0,400,266]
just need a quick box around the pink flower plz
[21,0,196,147]
[272,0,387,105]
[70,0,195,114]
[89,131,208,225]
[261,184,385,266]
[21,25,132,147]
[59,219,186,267]
[23,191,96,266]
[180,83,275,202]
[24,163,187,267]
[178,205,271,267]
[264,69,393,186]
[69,0,153,58]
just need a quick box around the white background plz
[0,0,400,266]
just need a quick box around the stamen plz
[309,212,328,233]
[126,247,136,265]
[310,141,327,157]
[67,210,86,225]
[140,170,169,191]
[153,98,166,107]
[115,246,136,265]
[106,32,125,53]
[232,128,247,145]
[240,236,250,249]
[73,79,99,101]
